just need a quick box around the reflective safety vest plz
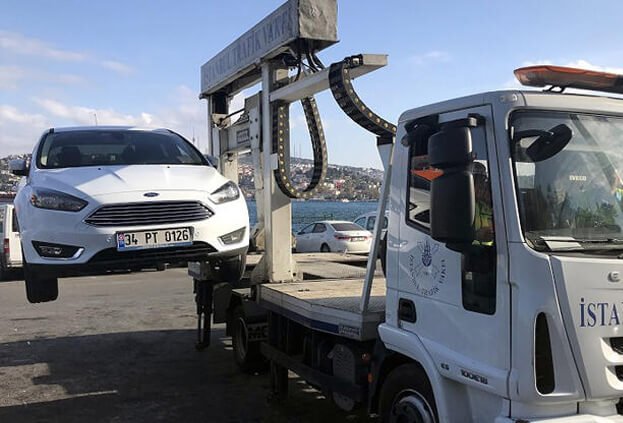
[475,202,494,246]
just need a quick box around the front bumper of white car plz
[19,191,249,276]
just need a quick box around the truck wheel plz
[320,243,331,253]
[232,306,266,373]
[379,364,437,423]
[214,254,246,282]
[156,263,166,271]
[24,263,58,303]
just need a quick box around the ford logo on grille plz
[144,192,159,198]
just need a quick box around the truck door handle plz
[398,298,417,323]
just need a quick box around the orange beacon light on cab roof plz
[514,64,623,94]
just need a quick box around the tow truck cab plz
[381,67,623,421]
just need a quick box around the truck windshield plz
[511,111,623,250]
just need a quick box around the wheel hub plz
[390,389,434,423]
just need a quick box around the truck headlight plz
[30,188,88,212]
[210,181,240,204]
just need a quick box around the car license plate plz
[351,236,366,242]
[116,228,193,251]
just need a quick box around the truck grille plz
[85,201,213,227]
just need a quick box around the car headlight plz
[30,188,88,212]
[210,181,240,204]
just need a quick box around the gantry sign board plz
[199,0,337,98]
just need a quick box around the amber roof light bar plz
[514,65,623,95]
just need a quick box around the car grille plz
[84,201,213,227]
[88,241,217,265]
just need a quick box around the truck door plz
[396,105,511,412]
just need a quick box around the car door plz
[311,223,327,251]
[296,224,314,252]
[8,207,22,266]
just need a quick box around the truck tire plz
[214,254,246,282]
[24,262,58,304]
[379,363,437,423]
[232,306,266,373]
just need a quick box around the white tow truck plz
[189,1,623,421]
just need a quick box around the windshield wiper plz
[527,234,623,252]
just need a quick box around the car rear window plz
[332,223,364,231]
[37,130,206,169]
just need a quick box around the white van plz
[0,204,22,279]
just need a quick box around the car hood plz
[31,165,228,198]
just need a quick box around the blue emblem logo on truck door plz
[409,239,446,297]
[143,192,159,198]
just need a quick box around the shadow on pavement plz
[0,269,23,283]
[0,329,373,422]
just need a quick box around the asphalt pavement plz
[0,268,372,422]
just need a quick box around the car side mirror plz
[428,126,475,247]
[9,159,29,176]
[204,154,219,170]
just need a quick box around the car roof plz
[50,126,174,134]
[303,220,353,226]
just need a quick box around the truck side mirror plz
[428,126,475,245]
[513,123,572,162]
[9,159,29,177]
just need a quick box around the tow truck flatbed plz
[258,277,385,341]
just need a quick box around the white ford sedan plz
[11,126,249,303]
[294,220,372,253]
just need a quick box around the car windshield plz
[511,111,623,247]
[332,222,364,231]
[37,130,206,169]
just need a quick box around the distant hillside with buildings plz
[237,156,383,201]
[0,155,28,201]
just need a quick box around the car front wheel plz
[24,261,58,303]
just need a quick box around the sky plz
[2,0,623,169]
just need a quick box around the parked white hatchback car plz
[11,126,249,303]
[294,220,371,253]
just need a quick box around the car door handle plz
[398,298,417,323]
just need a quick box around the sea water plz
[247,200,378,232]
